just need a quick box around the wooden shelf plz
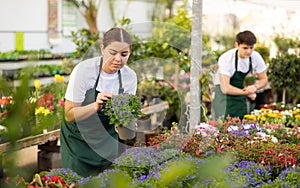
[0,129,60,153]
[141,101,169,115]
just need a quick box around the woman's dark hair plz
[103,27,132,48]
[236,30,257,45]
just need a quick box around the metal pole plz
[189,0,202,133]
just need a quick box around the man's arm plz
[244,70,268,94]
[254,70,268,90]
[219,73,250,95]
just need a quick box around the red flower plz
[0,97,12,105]
[5,177,10,182]
[60,179,65,185]
[50,175,61,183]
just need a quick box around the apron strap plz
[118,70,124,94]
[235,50,253,74]
[94,57,124,94]
[94,57,103,89]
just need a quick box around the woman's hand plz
[95,92,113,111]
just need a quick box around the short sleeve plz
[65,64,89,103]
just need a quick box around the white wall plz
[0,0,77,53]
[0,0,156,53]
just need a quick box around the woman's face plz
[101,41,131,73]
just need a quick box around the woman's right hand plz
[95,92,113,111]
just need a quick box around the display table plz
[0,129,60,153]
[137,101,169,145]
[0,129,60,177]
[0,102,169,176]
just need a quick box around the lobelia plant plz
[225,160,273,187]
[103,93,143,127]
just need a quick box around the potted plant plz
[103,94,143,140]
[136,113,151,132]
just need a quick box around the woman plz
[60,27,137,177]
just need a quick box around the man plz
[218,30,268,120]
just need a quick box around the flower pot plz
[136,118,151,132]
[115,124,136,140]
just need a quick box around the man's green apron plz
[212,85,226,120]
[60,59,123,177]
[224,50,252,120]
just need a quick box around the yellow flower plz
[295,114,300,120]
[292,109,300,115]
[34,79,41,89]
[267,113,277,118]
[260,116,266,121]
[35,107,45,115]
[42,108,51,116]
[35,107,51,116]
[244,114,256,120]
[260,108,269,113]
[54,74,65,83]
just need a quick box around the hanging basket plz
[115,124,136,140]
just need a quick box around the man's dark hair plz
[236,30,257,45]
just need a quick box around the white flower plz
[255,132,278,143]
[228,125,238,132]
[271,136,278,143]
[243,124,251,130]
[195,123,219,137]
[0,125,7,132]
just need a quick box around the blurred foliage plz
[71,28,100,59]
[255,44,271,64]
[267,53,300,103]
[274,35,299,55]
[61,58,76,75]
[0,67,34,179]
[214,34,236,52]
[0,50,70,61]
[66,0,99,34]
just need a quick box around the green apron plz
[224,50,252,120]
[212,85,226,120]
[60,59,124,177]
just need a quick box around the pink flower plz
[49,106,55,111]
[58,99,64,107]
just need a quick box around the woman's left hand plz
[95,92,113,111]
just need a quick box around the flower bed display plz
[0,74,66,142]
[5,111,300,187]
